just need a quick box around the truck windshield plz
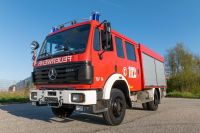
[38,24,90,59]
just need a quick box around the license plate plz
[44,97,58,103]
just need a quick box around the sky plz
[0,0,200,81]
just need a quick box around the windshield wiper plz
[39,52,53,58]
[65,49,84,55]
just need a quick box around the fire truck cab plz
[30,13,166,125]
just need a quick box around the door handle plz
[137,69,139,74]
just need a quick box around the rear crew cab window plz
[93,28,101,51]
[125,42,136,61]
[115,37,124,58]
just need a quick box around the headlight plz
[71,93,85,103]
[31,92,37,100]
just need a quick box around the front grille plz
[32,61,93,84]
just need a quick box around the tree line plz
[165,43,200,95]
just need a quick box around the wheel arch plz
[102,73,131,106]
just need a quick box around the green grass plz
[167,91,200,99]
[0,91,29,104]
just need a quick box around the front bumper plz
[30,89,97,106]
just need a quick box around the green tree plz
[165,43,200,95]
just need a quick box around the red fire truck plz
[30,12,166,125]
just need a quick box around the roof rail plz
[51,11,100,33]
[51,18,90,33]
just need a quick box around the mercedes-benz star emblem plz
[48,68,57,80]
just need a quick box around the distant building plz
[15,77,33,90]
[9,85,16,92]
[0,79,18,91]
[8,76,35,92]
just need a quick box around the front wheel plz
[51,106,75,118]
[103,89,126,126]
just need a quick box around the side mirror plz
[98,21,112,60]
[31,41,39,62]
[104,22,111,33]
[31,41,39,50]
[103,22,112,50]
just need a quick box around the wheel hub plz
[112,97,123,117]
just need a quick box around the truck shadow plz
[66,112,105,125]
[0,103,105,125]
[0,103,144,125]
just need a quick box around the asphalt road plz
[0,98,200,133]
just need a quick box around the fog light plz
[31,92,37,100]
[71,93,85,103]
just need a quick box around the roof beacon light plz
[91,12,100,21]
[51,27,56,33]
[51,27,59,33]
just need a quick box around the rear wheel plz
[142,90,159,111]
[142,103,148,110]
[103,89,126,125]
[51,106,75,118]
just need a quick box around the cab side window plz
[115,37,124,58]
[125,42,136,61]
[93,28,101,51]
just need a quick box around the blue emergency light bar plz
[91,12,100,21]
[51,27,58,33]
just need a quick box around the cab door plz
[91,27,115,89]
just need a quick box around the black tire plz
[51,106,75,118]
[142,90,159,111]
[103,89,126,126]
[142,103,148,110]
